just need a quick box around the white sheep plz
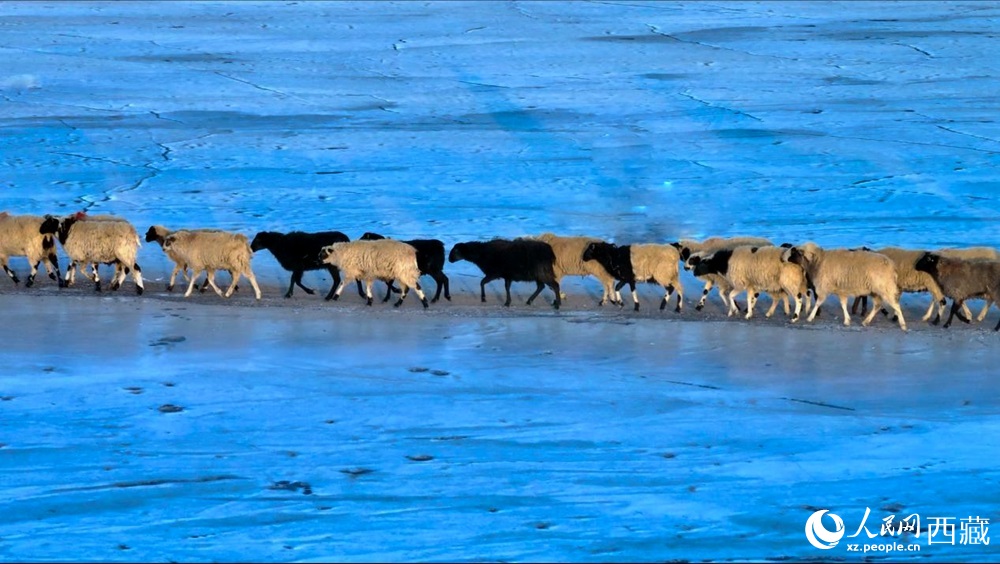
[38,213,144,294]
[534,233,619,306]
[783,242,906,330]
[674,236,773,311]
[859,247,947,323]
[693,245,807,321]
[622,243,684,312]
[145,225,227,291]
[0,212,61,287]
[162,230,262,300]
[319,239,428,307]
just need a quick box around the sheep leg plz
[549,280,561,310]
[920,295,938,322]
[862,295,883,326]
[47,253,61,284]
[480,275,499,303]
[673,282,683,313]
[364,279,374,306]
[25,260,39,287]
[837,295,852,326]
[695,279,713,311]
[526,280,545,306]
[400,282,428,308]
[806,292,825,323]
[765,292,781,318]
[880,294,907,331]
[745,291,758,320]
[91,264,102,292]
[960,302,974,323]
[206,271,227,297]
[382,279,395,302]
[943,299,964,329]
[850,295,864,315]
[167,264,184,291]
[441,272,451,302]
[355,279,366,299]
[62,262,74,287]
[131,263,144,296]
[324,266,342,301]
[788,289,803,323]
[430,272,447,303]
[503,278,513,307]
[614,280,627,308]
[979,300,993,323]
[239,269,261,300]
[331,278,349,301]
[626,281,639,312]
[183,270,203,297]
[2,263,19,285]
[393,282,408,307]
[288,269,314,298]
[727,289,741,317]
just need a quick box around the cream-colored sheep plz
[145,225,227,291]
[624,243,684,312]
[319,239,428,308]
[535,233,619,306]
[675,236,772,311]
[39,213,144,294]
[162,230,261,300]
[868,247,946,323]
[783,242,906,330]
[695,245,807,321]
[0,213,61,287]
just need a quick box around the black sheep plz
[250,230,362,300]
[359,232,451,303]
[915,252,1000,330]
[448,238,560,309]
[581,242,638,310]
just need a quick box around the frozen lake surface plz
[2,1,999,561]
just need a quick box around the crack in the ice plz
[150,110,185,125]
[678,91,762,122]
[213,70,306,102]
[49,474,244,494]
[935,124,999,145]
[897,43,933,58]
[647,24,801,62]
[782,397,855,411]
[825,132,1000,156]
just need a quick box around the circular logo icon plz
[805,509,845,549]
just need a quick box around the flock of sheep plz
[2,210,1000,332]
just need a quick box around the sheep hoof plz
[284,292,293,299]
[58,279,68,289]
[166,284,174,292]
[659,299,668,311]
[136,286,144,296]
[481,297,487,303]
[526,298,535,306]
[445,295,451,301]
[791,316,800,323]
[366,298,373,306]
[431,297,439,304]
[48,272,57,280]
[695,304,704,311]
[303,288,315,295]
[94,282,102,292]
[943,322,952,329]
[633,304,639,312]
[421,298,429,309]
[331,294,339,302]
[393,299,403,308]
[958,313,971,324]
[674,305,681,314]
[553,302,560,310]
[24,279,32,288]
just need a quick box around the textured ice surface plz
[1,1,999,561]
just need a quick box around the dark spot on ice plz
[324,419,336,424]
[42,367,56,372]
[881,502,905,513]
[117,544,130,551]
[662,452,676,459]
[406,454,434,462]
[802,504,824,512]
[340,467,375,478]
[688,485,698,492]
[158,404,184,413]
[269,480,312,495]
[150,336,186,347]
[163,382,175,387]
[0,396,13,401]
[963,400,972,406]
[124,387,143,395]
[285,451,298,458]
[534,522,551,530]
[433,435,468,441]
[408,367,430,373]
[430,370,450,376]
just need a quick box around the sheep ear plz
[750,247,759,253]
[780,242,793,248]
[669,241,681,249]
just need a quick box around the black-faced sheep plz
[162,230,262,300]
[914,252,1000,330]
[448,239,560,309]
[0,212,62,287]
[782,242,906,330]
[39,213,144,294]
[693,245,807,322]
[146,225,231,293]
[533,233,619,306]
[359,232,450,303]
[250,230,355,300]
[320,239,429,308]
[583,242,683,312]
[672,236,772,311]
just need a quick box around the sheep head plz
[692,249,732,277]
[914,252,940,275]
